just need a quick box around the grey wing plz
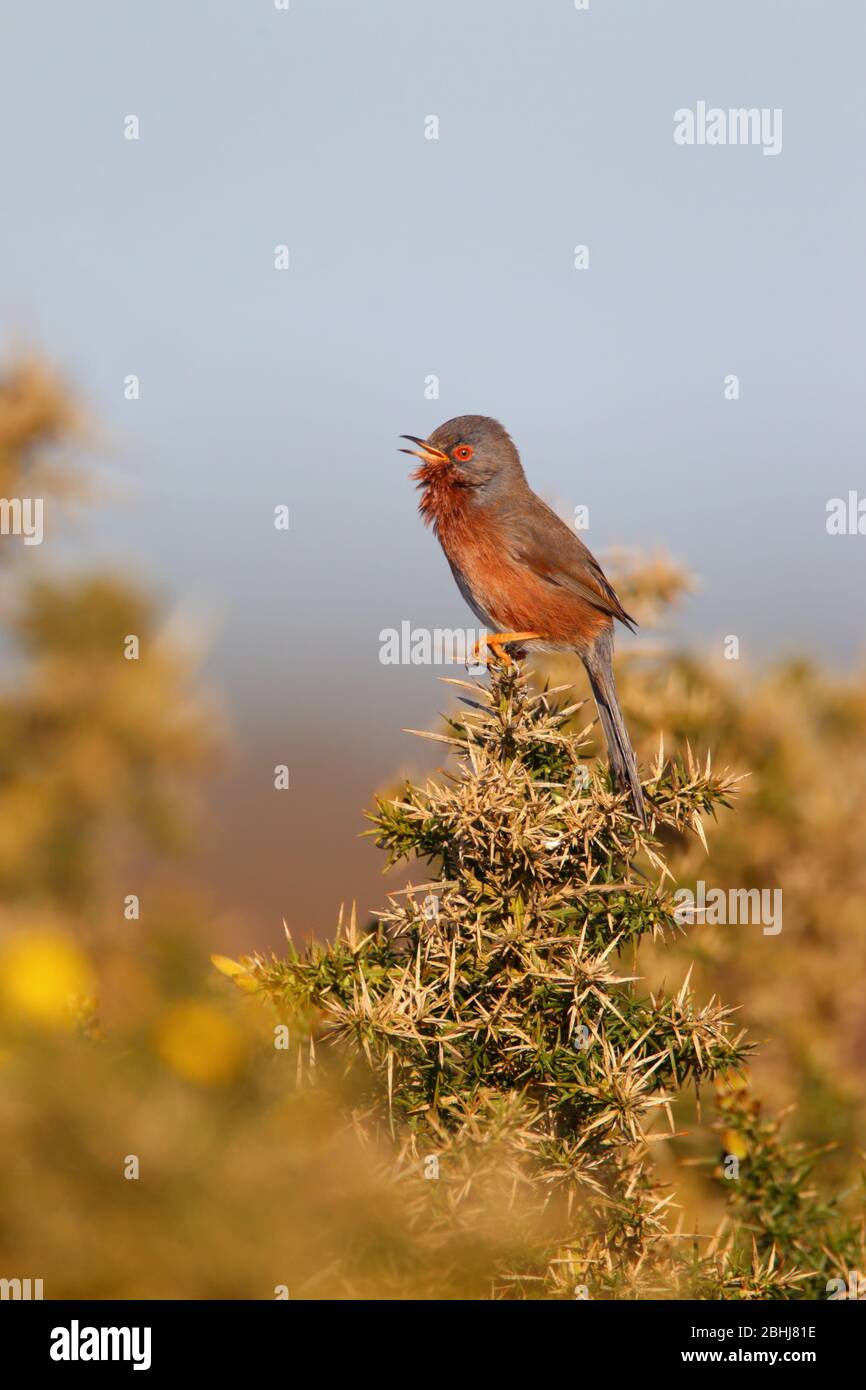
[504,496,638,632]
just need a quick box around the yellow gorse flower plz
[211,953,259,992]
[155,1000,247,1086]
[0,930,94,1028]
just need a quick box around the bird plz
[400,414,647,825]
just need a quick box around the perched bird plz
[401,414,647,825]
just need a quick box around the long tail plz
[582,630,647,826]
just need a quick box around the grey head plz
[401,415,528,500]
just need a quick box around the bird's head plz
[400,415,525,497]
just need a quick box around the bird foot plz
[469,632,541,668]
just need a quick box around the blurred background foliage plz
[0,358,863,1297]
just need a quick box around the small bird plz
[401,414,647,825]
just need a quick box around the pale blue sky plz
[2,0,864,935]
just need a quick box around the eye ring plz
[453,443,474,463]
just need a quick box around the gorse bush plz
[547,555,866,1171]
[231,664,862,1297]
[707,1073,865,1300]
[1,355,862,1298]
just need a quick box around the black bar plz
[1,1296,861,1375]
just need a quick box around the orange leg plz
[470,631,541,667]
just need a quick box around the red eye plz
[453,444,473,462]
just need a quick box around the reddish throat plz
[414,459,474,536]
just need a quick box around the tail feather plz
[582,634,646,826]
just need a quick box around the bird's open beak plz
[399,434,450,464]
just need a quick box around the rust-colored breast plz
[433,501,610,645]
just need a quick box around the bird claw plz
[469,632,540,669]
